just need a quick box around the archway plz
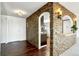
[38,12,50,49]
[62,15,73,34]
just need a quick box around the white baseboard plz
[39,45,47,49]
[1,39,26,44]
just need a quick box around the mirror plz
[62,15,73,34]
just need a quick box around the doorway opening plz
[38,12,50,49]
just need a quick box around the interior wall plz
[0,3,1,55]
[53,2,76,56]
[0,15,2,43]
[77,16,79,38]
[1,15,26,43]
[0,15,1,55]
[76,15,79,42]
[26,2,53,49]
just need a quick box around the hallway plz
[60,38,79,56]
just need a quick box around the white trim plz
[38,14,41,49]
[62,15,73,34]
[38,12,50,49]
[39,45,47,49]
[1,40,26,44]
[62,15,73,26]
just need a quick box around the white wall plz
[0,15,1,53]
[0,15,2,43]
[77,16,79,38]
[1,15,26,43]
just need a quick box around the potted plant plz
[71,21,78,33]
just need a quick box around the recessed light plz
[14,9,27,16]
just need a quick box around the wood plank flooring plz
[1,41,48,56]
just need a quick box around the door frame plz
[38,12,50,49]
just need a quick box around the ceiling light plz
[14,9,27,16]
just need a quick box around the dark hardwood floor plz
[1,41,48,56]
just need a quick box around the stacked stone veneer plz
[53,33,76,56]
[53,3,76,56]
[26,2,76,56]
[26,3,53,48]
[53,16,76,56]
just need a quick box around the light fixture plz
[14,9,27,16]
[74,18,77,22]
[55,8,62,19]
[72,18,77,25]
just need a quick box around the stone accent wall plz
[53,16,76,56]
[26,14,38,47]
[53,32,76,56]
[53,3,76,56]
[26,2,53,48]
[26,2,76,56]
[53,3,76,21]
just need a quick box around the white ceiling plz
[1,2,79,18]
[1,2,47,18]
